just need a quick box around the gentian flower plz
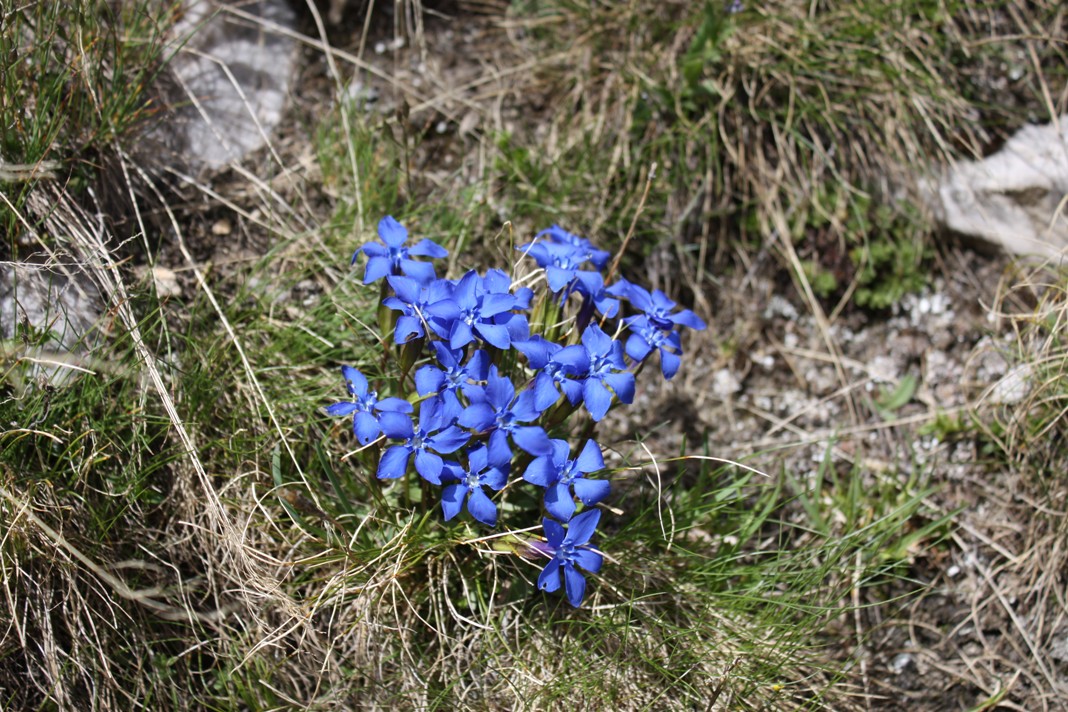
[624,315,684,380]
[611,281,706,333]
[533,509,604,607]
[524,439,610,521]
[515,336,584,411]
[377,400,469,484]
[414,343,489,422]
[554,323,635,421]
[354,216,448,285]
[459,365,552,459]
[440,445,510,526]
[530,225,611,271]
[325,365,413,445]
[517,239,590,293]
[429,270,525,350]
[573,271,620,318]
[382,275,457,344]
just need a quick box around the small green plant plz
[0,0,166,242]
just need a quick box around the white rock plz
[986,363,1032,405]
[155,0,298,171]
[712,368,742,398]
[921,116,1068,258]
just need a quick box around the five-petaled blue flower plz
[610,281,707,333]
[355,216,448,285]
[415,343,489,422]
[515,336,585,411]
[382,275,457,344]
[325,366,414,445]
[459,365,553,459]
[429,269,528,350]
[524,439,610,521]
[554,323,635,421]
[533,509,604,607]
[624,315,684,380]
[440,445,510,526]
[530,225,611,271]
[377,400,469,484]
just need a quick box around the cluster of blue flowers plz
[326,216,705,607]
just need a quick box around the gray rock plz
[0,263,101,386]
[921,116,1068,258]
[151,0,298,171]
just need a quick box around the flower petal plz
[474,322,512,350]
[378,411,414,439]
[378,215,409,246]
[441,483,466,521]
[625,332,653,362]
[573,477,610,506]
[400,259,436,285]
[377,446,410,479]
[573,547,603,574]
[544,482,576,522]
[538,558,562,593]
[487,430,513,466]
[408,238,448,258]
[458,403,496,431]
[363,255,392,284]
[603,371,635,405]
[554,345,590,373]
[523,455,558,487]
[375,397,414,414]
[353,411,381,445]
[512,426,553,457]
[415,365,445,396]
[429,425,469,455]
[448,320,475,350]
[325,401,359,417]
[543,517,565,548]
[574,439,605,473]
[581,323,612,355]
[564,509,601,546]
[341,366,368,396]
[414,449,444,484]
[563,563,587,607]
[660,349,682,380]
[467,487,498,526]
[480,466,508,491]
[583,378,613,421]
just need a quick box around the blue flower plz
[440,445,510,526]
[573,271,621,319]
[554,323,635,421]
[610,281,706,333]
[429,270,526,350]
[517,239,590,293]
[624,315,684,380]
[377,400,469,484]
[354,216,448,285]
[534,509,604,607]
[414,343,489,422]
[530,225,611,271]
[382,275,458,344]
[325,366,413,445]
[515,336,585,411]
[524,439,610,521]
[459,365,552,458]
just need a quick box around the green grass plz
[2,0,1063,708]
[0,0,167,244]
